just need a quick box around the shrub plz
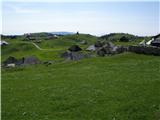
[119,36,129,42]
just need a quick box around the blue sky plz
[2,0,159,36]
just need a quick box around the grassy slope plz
[2,34,160,120]
[2,53,160,120]
[1,34,97,61]
[101,33,151,45]
[101,33,137,40]
[37,34,97,49]
[1,42,60,61]
[113,40,142,46]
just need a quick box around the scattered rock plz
[3,56,40,67]
[3,56,18,66]
[7,63,16,67]
[116,46,128,54]
[86,45,96,51]
[96,42,116,56]
[95,41,104,48]
[96,42,128,56]
[23,56,40,65]
[97,49,106,56]
[61,51,91,60]
[129,46,160,56]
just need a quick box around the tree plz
[119,36,129,42]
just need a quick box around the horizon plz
[2,1,159,36]
[1,31,158,37]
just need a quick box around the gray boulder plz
[95,41,105,48]
[96,42,117,56]
[61,51,91,60]
[23,56,40,65]
[86,45,96,51]
[129,46,160,56]
[3,56,17,66]
[96,42,128,56]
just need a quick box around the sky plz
[1,0,160,36]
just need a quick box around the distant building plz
[54,35,59,38]
[146,38,154,45]
[151,34,160,47]
[0,41,9,46]
[146,34,160,47]
[86,45,96,51]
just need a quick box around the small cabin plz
[151,34,160,47]
[0,41,9,46]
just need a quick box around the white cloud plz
[4,4,41,14]
[14,7,40,14]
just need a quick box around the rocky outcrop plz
[61,51,91,61]
[96,42,128,56]
[3,56,40,67]
[129,46,160,56]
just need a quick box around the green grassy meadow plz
[1,34,160,120]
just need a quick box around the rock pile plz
[61,51,90,61]
[61,45,91,60]
[129,46,160,56]
[95,41,127,56]
[3,56,40,67]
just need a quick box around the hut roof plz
[68,45,82,52]
[0,41,9,45]
[86,45,96,51]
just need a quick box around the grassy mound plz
[1,34,98,61]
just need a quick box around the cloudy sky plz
[2,0,159,36]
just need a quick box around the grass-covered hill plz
[24,32,54,37]
[101,33,137,40]
[2,53,160,120]
[99,33,152,46]
[1,33,98,61]
[1,32,160,120]
[100,33,151,41]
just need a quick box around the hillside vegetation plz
[2,53,160,120]
[1,32,160,120]
[1,33,98,61]
[101,33,150,41]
